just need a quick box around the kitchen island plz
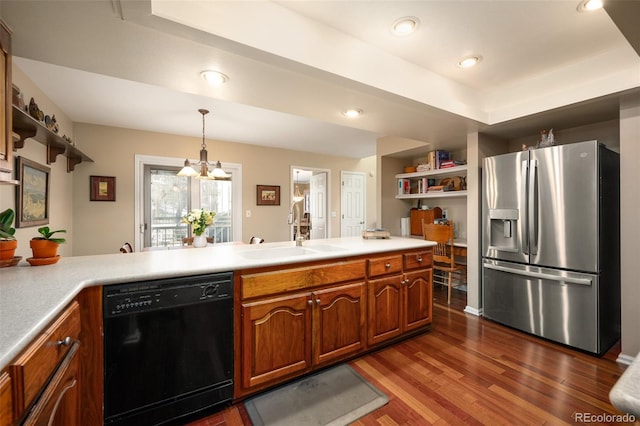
[0,236,434,424]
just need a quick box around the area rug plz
[244,364,388,426]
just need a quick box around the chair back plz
[422,221,455,266]
[119,242,133,253]
[249,236,264,244]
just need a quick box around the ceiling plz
[1,0,638,159]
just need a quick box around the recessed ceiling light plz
[457,56,482,68]
[200,70,229,85]
[391,17,420,36]
[577,0,603,12]
[342,108,363,118]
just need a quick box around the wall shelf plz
[396,164,467,200]
[12,105,94,172]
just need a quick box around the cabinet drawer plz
[241,260,366,299]
[404,250,433,270]
[367,255,403,277]
[11,301,80,414]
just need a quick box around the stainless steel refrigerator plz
[482,140,620,355]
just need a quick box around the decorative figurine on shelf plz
[537,128,556,148]
[62,135,74,146]
[28,97,44,121]
[45,115,59,133]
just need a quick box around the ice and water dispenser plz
[488,209,519,251]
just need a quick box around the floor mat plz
[244,364,388,426]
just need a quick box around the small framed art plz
[90,176,116,201]
[16,157,50,228]
[256,185,280,206]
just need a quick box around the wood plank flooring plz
[188,286,630,425]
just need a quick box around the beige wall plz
[619,93,640,360]
[71,123,377,255]
[0,66,75,260]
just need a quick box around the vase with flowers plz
[182,209,215,248]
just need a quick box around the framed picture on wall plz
[90,176,116,201]
[256,185,280,206]
[16,156,50,228]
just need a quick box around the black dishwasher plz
[103,272,233,425]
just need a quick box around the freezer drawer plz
[483,260,604,354]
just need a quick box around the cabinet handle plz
[385,263,391,269]
[316,298,321,305]
[307,299,313,306]
[417,256,423,263]
[56,336,73,347]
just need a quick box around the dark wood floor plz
[189,285,628,425]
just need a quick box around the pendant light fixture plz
[177,109,230,180]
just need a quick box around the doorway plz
[291,166,330,240]
[340,171,366,237]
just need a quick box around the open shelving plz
[395,164,467,200]
[12,105,94,172]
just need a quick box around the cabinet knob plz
[385,263,391,269]
[417,256,423,263]
[56,336,72,347]
[307,300,313,306]
[316,298,321,305]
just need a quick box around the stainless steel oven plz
[103,272,233,425]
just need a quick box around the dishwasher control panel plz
[104,272,233,317]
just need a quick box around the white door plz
[309,172,327,239]
[341,171,365,237]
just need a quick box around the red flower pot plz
[30,239,60,258]
[0,240,17,260]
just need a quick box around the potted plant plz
[30,226,66,260]
[0,208,18,261]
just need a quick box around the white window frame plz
[134,154,242,251]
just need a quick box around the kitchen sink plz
[240,246,317,260]
[306,244,345,252]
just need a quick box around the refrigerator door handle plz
[529,160,538,255]
[483,263,592,286]
[521,160,529,255]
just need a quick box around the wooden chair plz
[422,220,466,304]
[182,236,214,245]
[119,242,133,253]
[249,236,264,244]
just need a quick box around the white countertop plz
[610,354,640,417]
[0,236,434,369]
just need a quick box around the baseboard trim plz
[464,306,483,316]
[616,353,635,366]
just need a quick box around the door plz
[367,275,403,346]
[310,172,327,239]
[341,171,365,237]
[403,269,432,331]
[241,293,312,389]
[529,142,598,272]
[312,282,366,365]
[482,150,528,264]
[483,259,599,353]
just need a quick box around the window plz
[135,155,242,250]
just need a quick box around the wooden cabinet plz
[238,261,367,395]
[236,248,432,399]
[0,19,13,183]
[0,372,12,426]
[9,301,81,424]
[368,251,433,346]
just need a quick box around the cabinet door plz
[0,372,12,426]
[22,342,80,426]
[367,275,403,346]
[241,293,312,389]
[0,20,12,176]
[312,282,366,366]
[403,269,433,331]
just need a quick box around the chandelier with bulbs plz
[177,109,229,180]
